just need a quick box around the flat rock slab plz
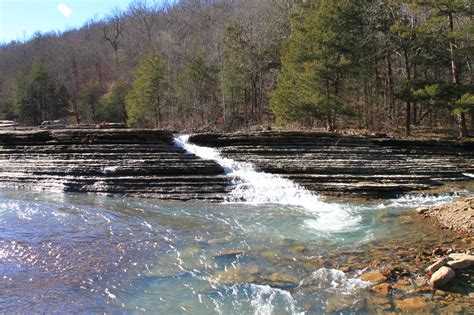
[0,129,231,201]
[190,131,474,198]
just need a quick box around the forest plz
[0,0,472,137]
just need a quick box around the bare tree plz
[103,9,125,71]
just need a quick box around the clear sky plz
[0,0,139,44]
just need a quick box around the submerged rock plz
[371,283,392,294]
[214,249,246,259]
[394,297,429,311]
[430,266,455,288]
[257,273,299,289]
[212,266,258,284]
[360,270,387,283]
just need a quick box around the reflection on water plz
[0,189,468,313]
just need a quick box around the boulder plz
[447,259,471,269]
[429,266,455,288]
[448,253,474,263]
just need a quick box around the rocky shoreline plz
[208,211,473,313]
[417,198,474,234]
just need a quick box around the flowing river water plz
[0,135,471,313]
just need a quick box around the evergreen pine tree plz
[126,50,168,128]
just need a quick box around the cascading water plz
[174,134,361,232]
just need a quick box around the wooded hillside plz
[0,0,472,137]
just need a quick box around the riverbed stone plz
[425,257,448,274]
[366,297,392,313]
[214,249,246,259]
[394,297,429,311]
[448,253,474,263]
[396,278,410,286]
[371,283,392,294]
[416,207,430,214]
[447,259,471,269]
[212,265,259,284]
[257,273,299,289]
[360,271,387,283]
[393,283,412,293]
[430,266,455,288]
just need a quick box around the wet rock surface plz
[190,131,474,198]
[203,212,473,313]
[0,129,231,201]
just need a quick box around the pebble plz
[416,207,429,214]
[396,278,410,286]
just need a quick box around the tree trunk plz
[71,56,81,124]
[403,49,411,136]
[448,12,467,138]
[457,112,468,138]
[405,101,411,136]
[448,13,460,85]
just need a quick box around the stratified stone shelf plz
[190,132,474,197]
[0,129,231,201]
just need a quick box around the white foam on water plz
[370,192,460,210]
[174,135,361,232]
[299,267,370,295]
[248,284,302,315]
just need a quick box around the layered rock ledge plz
[0,129,231,201]
[190,131,474,197]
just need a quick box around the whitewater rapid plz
[174,134,362,232]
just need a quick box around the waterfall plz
[174,134,361,232]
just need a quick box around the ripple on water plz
[0,188,472,313]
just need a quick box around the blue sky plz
[0,0,142,43]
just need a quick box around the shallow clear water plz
[0,188,463,314]
[1,135,470,313]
